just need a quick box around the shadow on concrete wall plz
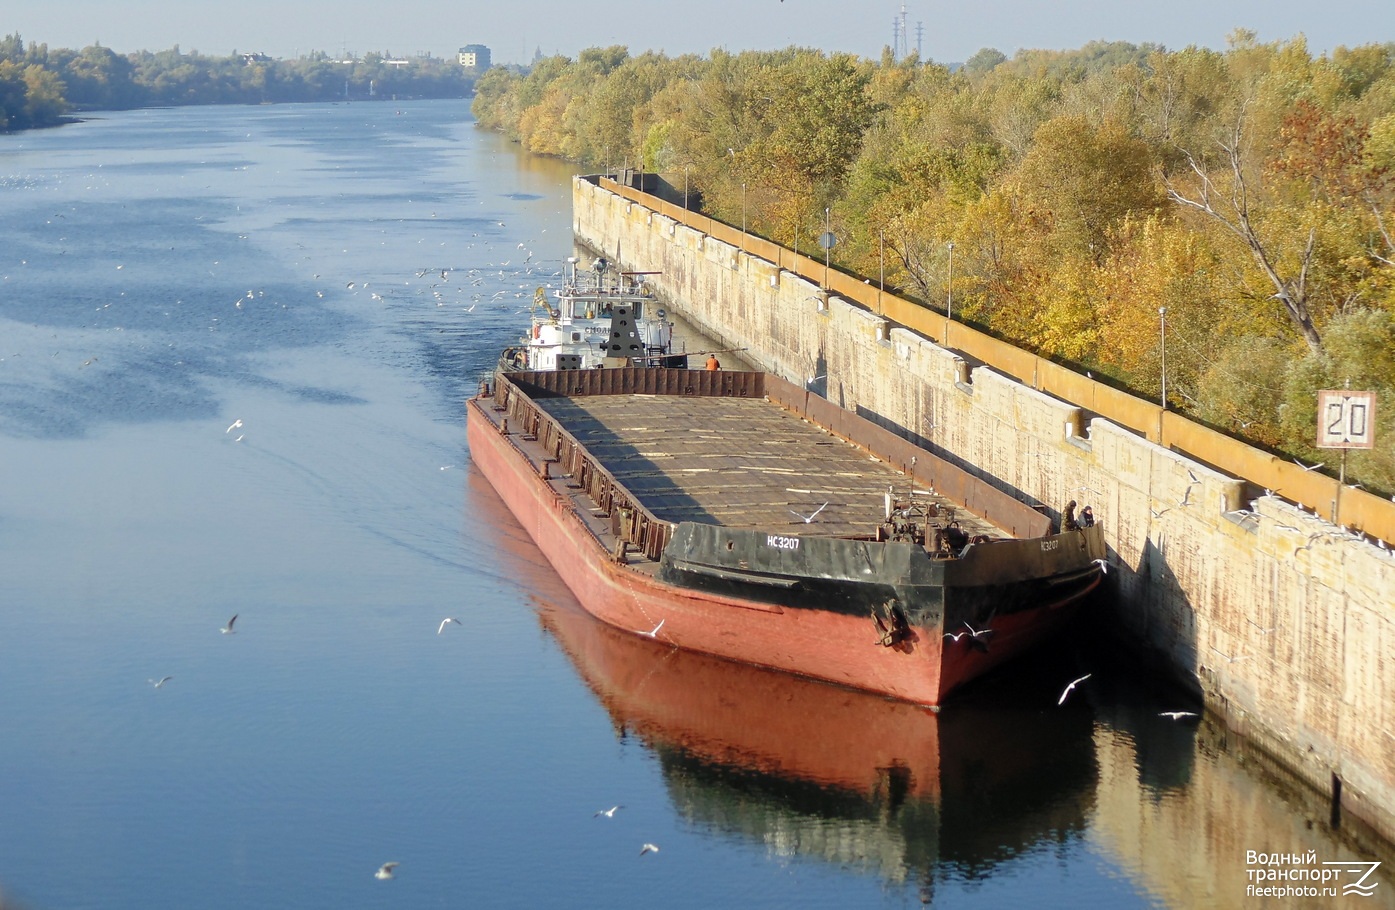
[851,400,1056,522]
[1109,536,1202,700]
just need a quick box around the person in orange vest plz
[705,354,720,371]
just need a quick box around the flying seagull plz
[1092,558,1110,575]
[639,843,660,856]
[963,621,994,647]
[437,617,461,635]
[220,614,238,634]
[789,502,829,523]
[1058,673,1092,705]
[1159,711,1199,720]
[594,805,623,818]
[947,621,992,650]
[225,419,243,433]
[148,676,173,688]
[637,619,664,639]
[374,862,399,880]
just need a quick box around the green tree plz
[1014,114,1163,263]
[21,63,66,124]
[963,48,1005,78]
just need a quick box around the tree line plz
[0,33,474,130]
[473,35,1395,493]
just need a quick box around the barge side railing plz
[493,370,694,561]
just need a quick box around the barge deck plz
[533,393,1004,543]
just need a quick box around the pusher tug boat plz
[499,256,685,372]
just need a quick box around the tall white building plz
[458,45,491,71]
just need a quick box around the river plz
[0,100,1390,910]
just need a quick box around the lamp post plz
[879,229,885,315]
[823,207,831,289]
[741,182,746,252]
[1159,306,1167,408]
[683,165,689,211]
[945,241,954,344]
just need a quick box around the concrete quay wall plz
[573,176,1395,844]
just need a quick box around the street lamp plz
[741,182,747,252]
[1159,306,1167,408]
[879,230,885,314]
[683,165,689,211]
[822,207,832,289]
[945,241,954,345]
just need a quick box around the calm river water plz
[1,101,1390,910]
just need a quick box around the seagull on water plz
[1058,673,1092,705]
[637,619,664,639]
[437,617,461,635]
[789,502,829,523]
[594,805,623,818]
[374,862,399,880]
[220,614,238,634]
[149,676,173,688]
[639,843,660,856]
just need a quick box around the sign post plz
[1315,389,1377,522]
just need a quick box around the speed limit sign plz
[1316,390,1376,449]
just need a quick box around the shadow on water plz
[535,593,1101,902]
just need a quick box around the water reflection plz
[537,597,1100,899]
[1088,705,1395,908]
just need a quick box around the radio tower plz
[892,3,909,61]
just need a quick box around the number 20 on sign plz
[1316,390,1377,450]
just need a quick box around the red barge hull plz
[466,369,1104,706]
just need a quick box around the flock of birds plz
[146,610,665,881]
[1052,669,1197,719]
[2,196,571,394]
[146,603,1208,879]
[936,618,1199,719]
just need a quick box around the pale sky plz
[7,0,1392,65]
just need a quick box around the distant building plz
[241,53,272,65]
[458,45,491,71]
